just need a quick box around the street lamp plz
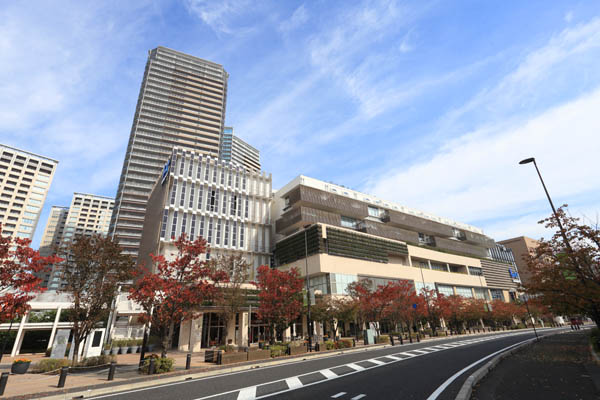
[518,157,574,254]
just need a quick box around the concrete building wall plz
[498,236,539,285]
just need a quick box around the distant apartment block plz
[37,206,69,286]
[0,144,58,240]
[220,127,261,172]
[110,46,229,260]
[45,193,114,290]
[138,147,272,279]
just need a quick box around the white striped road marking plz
[351,394,367,400]
[369,359,386,365]
[321,369,338,379]
[286,377,303,390]
[331,392,346,398]
[237,386,256,400]
[423,347,440,351]
[347,363,366,371]
[398,352,417,357]
[411,349,430,354]
[385,355,403,360]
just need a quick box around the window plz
[214,189,219,212]
[474,287,490,300]
[160,209,168,238]
[341,216,357,228]
[232,221,237,247]
[170,181,177,205]
[190,214,196,240]
[220,168,225,185]
[188,159,193,177]
[235,173,239,188]
[204,163,210,181]
[19,225,32,232]
[224,221,230,246]
[34,180,47,187]
[230,195,237,215]
[209,190,216,212]
[179,181,186,207]
[222,192,227,214]
[228,171,232,187]
[437,284,454,297]
[179,157,185,175]
[36,175,49,182]
[239,223,244,248]
[329,273,357,294]
[200,216,205,238]
[430,262,447,272]
[237,196,242,217]
[455,286,473,298]
[490,289,504,300]
[242,176,246,190]
[171,211,178,239]
[181,213,187,235]
[21,218,35,225]
[212,165,217,183]
[468,267,483,276]
[215,219,221,245]
[197,158,202,179]
[207,218,213,244]
[245,196,249,218]
[26,205,38,212]
[368,206,379,217]
[198,185,204,209]
[189,183,195,208]
[418,233,436,246]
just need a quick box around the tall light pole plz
[518,158,574,254]
[303,225,313,351]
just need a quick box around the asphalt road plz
[89,327,569,400]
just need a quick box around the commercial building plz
[110,46,229,260]
[0,144,58,240]
[138,148,272,349]
[498,236,540,286]
[44,193,114,290]
[271,176,521,336]
[220,127,261,172]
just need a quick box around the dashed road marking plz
[237,386,256,400]
[331,392,346,398]
[285,377,303,390]
[320,369,338,379]
[347,363,366,371]
[351,394,367,400]
[368,359,386,365]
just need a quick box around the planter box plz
[204,350,219,363]
[218,351,248,365]
[288,344,307,356]
[130,346,139,353]
[11,362,30,374]
[247,349,270,361]
[110,348,119,355]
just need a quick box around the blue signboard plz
[161,159,171,185]
[412,303,417,309]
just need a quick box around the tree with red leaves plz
[347,280,398,338]
[488,300,524,328]
[0,224,62,361]
[129,235,227,357]
[255,265,304,343]
[381,280,415,336]
[416,287,450,335]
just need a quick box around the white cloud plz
[184,0,252,35]
[279,4,308,33]
[366,87,600,238]
[398,30,415,53]
[565,11,574,23]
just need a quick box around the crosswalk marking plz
[286,376,303,390]
[237,386,256,400]
[347,363,366,371]
[369,359,386,365]
[351,394,367,400]
[321,369,338,379]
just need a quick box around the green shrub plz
[288,340,305,348]
[218,344,236,353]
[377,335,390,343]
[140,354,174,374]
[324,340,336,350]
[336,339,353,348]
[269,344,287,357]
[32,358,70,373]
[78,355,115,367]
[516,323,526,329]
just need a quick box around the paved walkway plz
[472,330,600,400]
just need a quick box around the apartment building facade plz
[110,46,229,260]
[220,127,261,172]
[0,144,58,240]
[272,176,521,313]
[37,206,69,286]
[45,193,114,290]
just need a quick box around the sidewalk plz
[471,330,600,400]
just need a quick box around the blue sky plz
[1,0,599,248]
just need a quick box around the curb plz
[455,328,587,400]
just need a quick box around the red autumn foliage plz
[255,265,304,343]
[0,223,62,323]
[129,234,227,357]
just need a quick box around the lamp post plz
[518,158,574,254]
[521,294,539,340]
[304,225,313,351]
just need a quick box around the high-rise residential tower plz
[0,144,58,240]
[220,127,261,172]
[109,47,229,260]
[37,206,69,287]
[45,193,114,290]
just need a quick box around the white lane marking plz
[423,347,440,351]
[351,394,367,400]
[237,386,257,400]
[321,369,338,379]
[331,392,346,398]
[347,363,366,371]
[385,355,403,360]
[398,352,417,357]
[368,359,386,365]
[425,337,535,400]
[286,377,303,390]
[411,349,430,354]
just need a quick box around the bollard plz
[57,366,68,388]
[186,353,191,370]
[352,338,356,347]
[107,361,116,381]
[148,358,156,375]
[390,335,395,346]
[409,334,413,344]
[399,335,403,345]
[416,334,420,343]
[0,372,9,396]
